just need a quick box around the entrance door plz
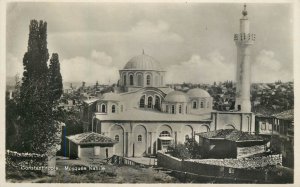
[160,140,171,152]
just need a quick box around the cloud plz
[252,50,292,82]
[48,20,183,59]
[90,50,113,66]
[165,49,293,84]
[6,53,23,77]
[60,51,119,84]
[165,51,234,84]
[129,20,183,43]
[6,51,119,84]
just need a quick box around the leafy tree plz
[6,75,21,150]
[185,139,203,159]
[168,143,191,160]
[48,53,63,104]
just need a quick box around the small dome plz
[187,88,210,98]
[124,54,162,71]
[164,91,188,103]
[101,92,120,101]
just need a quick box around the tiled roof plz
[95,108,212,122]
[196,129,263,142]
[83,98,100,105]
[254,113,271,118]
[273,109,294,121]
[67,132,116,145]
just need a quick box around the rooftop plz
[67,132,116,145]
[273,109,294,121]
[83,98,100,105]
[164,91,188,103]
[187,88,211,98]
[196,129,264,142]
[123,53,163,71]
[95,108,212,122]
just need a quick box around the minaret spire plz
[242,4,248,17]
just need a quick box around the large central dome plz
[123,54,162,71]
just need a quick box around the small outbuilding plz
[196,129,266,159]
[67,132,116,159]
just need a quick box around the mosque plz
[72,5,256,159]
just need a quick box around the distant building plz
[255,109,294,168]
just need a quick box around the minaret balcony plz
[234,33,255,43]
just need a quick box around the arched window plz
[101,104,106,113]
[200,101,204,108]
[123,75,126,85]
[159,131,171,137]
[139,96,145,108]
[137,74,142,86]
[129,74,134,85]
[193,101,197,109]
[112,105,116,113]
[179,105,182,113]
[138,135,142,142]
[155,96,160,110]
[166,105,169,113]
[115,135,119,142]
[148,96,153,108]
[171,105,175,114]
[146,75,151,85]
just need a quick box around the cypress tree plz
[48,53,63,104]
[19,20,57,154]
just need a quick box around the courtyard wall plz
[157,151,282,182]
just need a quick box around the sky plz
[6,2,294,85]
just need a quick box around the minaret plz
[234,4,255,112]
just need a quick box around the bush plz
[185,139,203,159]
[168,143,191,160]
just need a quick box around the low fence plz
[6,150,48,171]
[108,155,148,167]
[157,151,283,182]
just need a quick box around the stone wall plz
[157,151,182,171]
[157,151,282,181]
[237,145,266,158]
[187,154,282,169]
[6,150,47,171]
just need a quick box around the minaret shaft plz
[234,5,255,112]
